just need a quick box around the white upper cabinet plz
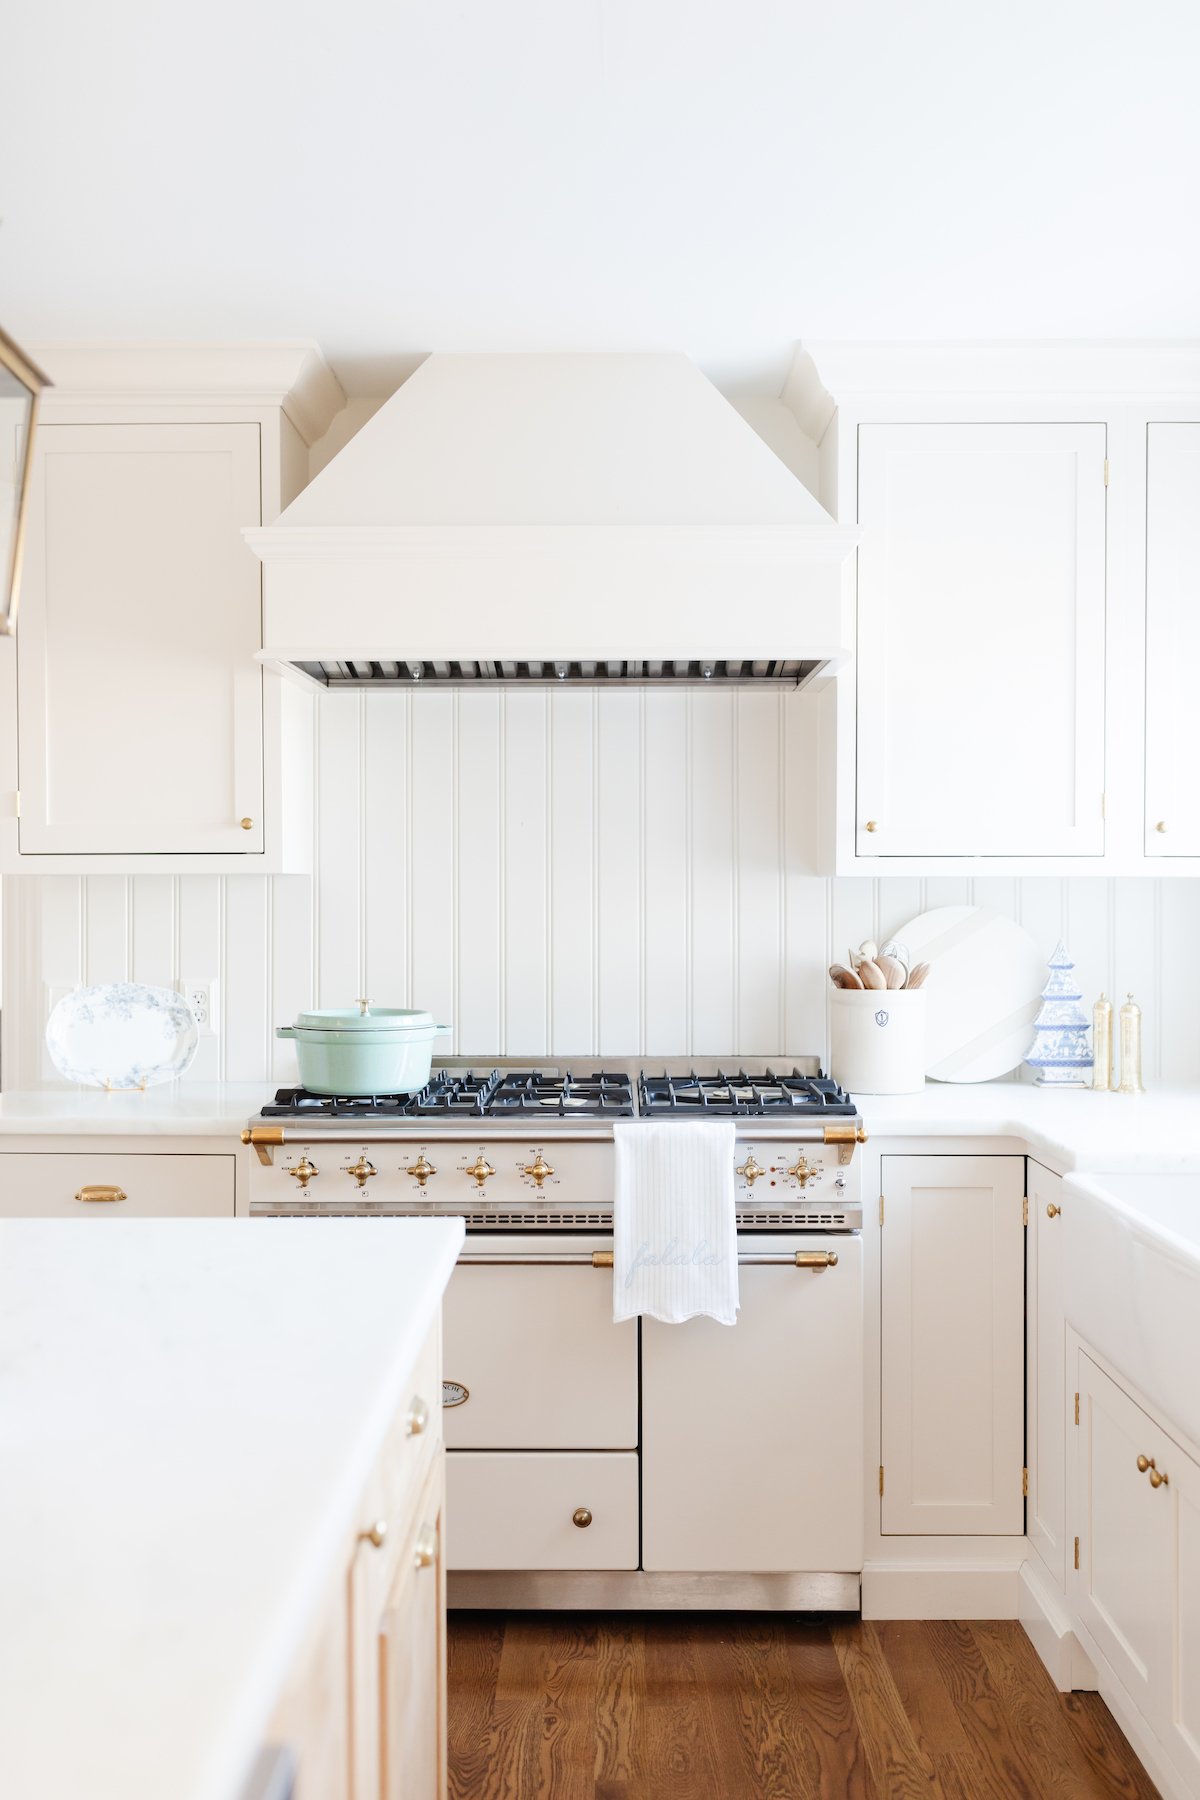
[1145,422,1200,857]
[856,422,1107,859]
[18,423,264,855]
[0,344,342,873]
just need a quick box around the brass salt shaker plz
[1091,992,1112,1091]
[1117,993,1145,1095]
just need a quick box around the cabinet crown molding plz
[27,341,346,446]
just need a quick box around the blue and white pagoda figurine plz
[1025,942,1094,1087]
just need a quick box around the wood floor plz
[447,1613,1160,1800]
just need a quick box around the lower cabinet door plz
[379,1466,446,1800]
[446,1452,639,1570]
[641,1239,863,1572]
[1072,1352,1173,1735]
[0,1152,235,1216]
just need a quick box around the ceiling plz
[3,0,1198,399]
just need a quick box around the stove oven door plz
[641,1232,863,1573]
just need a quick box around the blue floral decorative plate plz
[45,983,199,1089]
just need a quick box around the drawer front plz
[0,1153,235,1217]
[380,1317,442,1522]
[442,1264,637,1449]
[447,1451,639,1570]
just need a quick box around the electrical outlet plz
[181,979,219,1039]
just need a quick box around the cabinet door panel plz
[881,1155,1025,1534]
[380,1466,445,1800]
[446,1452,638,1570]
[1145,422,1200,855]
[0,1152,234,1216]
[1072,1352,1172,1736]
[1027,1162,1066,1584]
[857,423,1106,857]
[18,423,263,853]
[642,1240,862,1572]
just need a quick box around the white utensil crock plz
[830,989,927,1095]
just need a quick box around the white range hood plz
[247,352,858,689]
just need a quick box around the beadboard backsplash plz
[3,686,1198,1089]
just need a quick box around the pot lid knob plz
[356,997,371,1016]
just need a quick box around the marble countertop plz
[0,1216,464,1800]
[0,1078,1197,1170]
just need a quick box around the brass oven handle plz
[794,1250,839,1270]
[75,1185,127,1204]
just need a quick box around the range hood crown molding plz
[248,352,859,688]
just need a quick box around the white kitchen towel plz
[612,1121,738,1325]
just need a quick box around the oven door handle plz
[457,1249,841,1269]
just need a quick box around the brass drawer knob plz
[359,1519,388,1549]
[1046,1202,1062,1219]
[1156,821,1168,833]
[1137,1454,1169,1487]
[406,1395,430,1438]
[572,1507,593,1529]
[865,820,878,833]
[240,817,254,831]
[75,1184,127,1204]
[413,1524,438,1569]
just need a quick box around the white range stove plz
[243,1058,866,1612]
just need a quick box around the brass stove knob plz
[735,1154,766,1186]
[787,1155,816,1187]
[287,1155,318,1189]
[406,1153,437,1187]
[465,1153,496,1188]
[345,1156,377,1188]
[523,1152,555,1188]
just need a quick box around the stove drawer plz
[442,1263,637,1449]
[447,1451,639,1570]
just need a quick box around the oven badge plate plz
[442,1380,470,1408]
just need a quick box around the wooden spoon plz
[906,961,931,990]
[829,964,864,990]
[877,954,907,989]
[857,958,887,990]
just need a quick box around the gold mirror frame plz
[0,327,50,637]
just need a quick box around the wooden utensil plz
[857,958,887,990]
[877,954,907,989]
[906,961,931,990]
[829,964,864,990]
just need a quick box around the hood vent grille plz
[293,658,822,689]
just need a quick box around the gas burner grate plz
[638,1067,855,1118]
[261,1068,638,1120]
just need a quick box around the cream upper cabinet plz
[855,422,1107,859]
[1145,422,1200,857]
[18,423,264,854]
[880,1154,1025,1535]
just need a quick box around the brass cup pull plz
[1046,1202,1062,1219]
[572,1508,593,1529]
[406,1153,436,1186]
[406,1395,430,1438]
[75,1184,127,1204]
[794,1250,839,1270]
[736,1154,765,1185]
[345,1156,377,1187]
[413,1524,438,1569]
[359,1519,388,1549]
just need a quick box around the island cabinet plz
[879,1154,1025,1535]
[0,344,343,874]
[1070,1345,1200,1797]
[0,1149,235,1216]
[268,1318,447,1800]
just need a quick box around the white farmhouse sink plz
[1064,1171,1200,1451]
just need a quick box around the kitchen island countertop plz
[0,1216,464,1800]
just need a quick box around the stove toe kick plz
[447,1569,862,1611]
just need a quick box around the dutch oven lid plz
[290,1001,437,1033]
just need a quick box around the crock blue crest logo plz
[875,1008,889,1027]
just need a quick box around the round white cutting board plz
[895,905,1045,1083]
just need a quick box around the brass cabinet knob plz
[406,1395,430,1438]
[865,820,878,833]
[522,1152,555,1187]
[1137,1454,1168,1486]
[1137,1454,1152,1472]
[345,1156,377,1188]
[406,1153,436,1186]
[358,1519,388,1548]
[287,1156,318,1188]
[572,1508,593,1529]
[1150,1468,1169,1488]
[413,1524,438,1569]
[1046,1202,1062,1219]
[240,817,254,830]
[75,1184,127,1204]
[1156,821,1168,834]
[787,1155,816,1187]
[465,1154,496,1188]
[736,1154,765,1185]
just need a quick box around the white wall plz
[4,684,1198,1090]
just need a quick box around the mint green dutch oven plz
[276,1002,451,1095]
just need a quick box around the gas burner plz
[261,1069,638,1121]
[260,1088,417,1118]
[638,1068,855,1117]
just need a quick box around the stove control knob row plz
[522,1153,555,1187]
[406,1154,437,1187]
[736,1154,766,1185]
[465,1154,496,1188]
[287,1156,318,1189]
